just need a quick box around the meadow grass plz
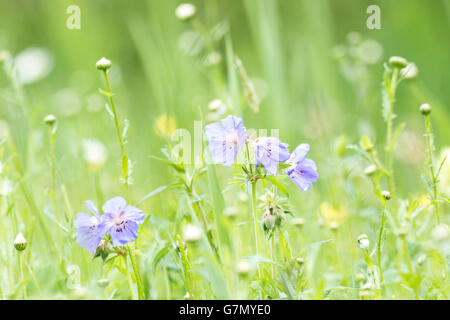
[0,0,449,300]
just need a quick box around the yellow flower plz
[319,202,347,228]
[154,113,176,138]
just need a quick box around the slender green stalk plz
[401,237,413,274]
[18,252,27,299]
[251,182,262,280]
[101,69,129,199]
[126,245,145,300]
[377,201,387,283]
[385,68,399,213]
[123,254,137,300]
[271,233,275,279]
[424,114,440,224]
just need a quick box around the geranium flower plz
[254,137,290,175]
[97,197,146,247]
[285,143,318,191]
[205,115,247,166]
[74,200,104,255]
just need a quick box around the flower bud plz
[381,190,391,200]
[14,233,27,251]
[400,62,418,80]
[329,221,339,231]
[43,114,56,126]
[357,234,370,249]
[296,257,305,266]
[291,217,305,228]
[236,260,252,275]
[396,224,408,237]
[182,224,202,243]
[419,103,431,115]
[175,3,196,21]
[364,165,377,176]
[184,291,191,300]
[360,135,374,152]
[355,273,365,282]
[96,57,111,71]
[389,56,408,69]
[263,210,276,230]
[97,278,110,288]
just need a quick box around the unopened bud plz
[97,278,110,288]
[236,260,252,275]
[389,56,408,69]
[182,224,202,243]
[360,135,374,152]
[14,233,27,251]
[296,257,305,266]
[184,291,191,300]
[175,3,196,21]
[381,190,391,200]
[357,234,370,249]
[263,210,276,230]
[364,165,377,176]
[96,57,111,71]
[291,217,305,227]
[43,114,56,126]
[419,103,431,115]
[330,221,339,231]
[400,62,418,80]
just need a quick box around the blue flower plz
[205,115,247,166]
[74,200,105,255]
[254,137,290,175]
[97,197,146,247]
[285,143,318,191]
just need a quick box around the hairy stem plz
[377,201,386,283]
[424,115,440,224]
[126,245,145,300]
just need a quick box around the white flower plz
[182,224,202,243]
[175,3,196,21]
[82,139,108,171]
[14,47,53,84]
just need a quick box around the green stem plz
[271,233,275,279]
[377,201,386,283]
[424,115,440,224]
[251,182,262,280]
[385,68,399,214]
[401,237,413,274]
[19,253,27,299]
[126,245,145,300]
[102,70,129,199]
[123,254,137,300]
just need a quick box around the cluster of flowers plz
[205,115,318,191]
[74,197,146,255]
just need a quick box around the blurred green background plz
[0,0,449,299]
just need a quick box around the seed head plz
[381,190,391,200]
[14,233,27,251]
[419,103,431,115]
[96,57,111,71]
[43,114,56,126]
[175,3,196,21]
[357,234,370,249]
[389,56,408,69]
